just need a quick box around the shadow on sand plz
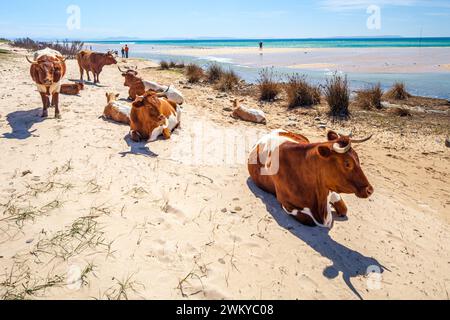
[2,108,45,140]
[119,135,159,158]
[247,178,386,300]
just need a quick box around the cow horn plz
[164,85,171,93]
[26,56,35,64]
[156,92,168,98]
[333,142,351,154]
[118,66,126,73]
[352,134,373,144]
[132,65,138,70]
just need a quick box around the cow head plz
[77,83,85,90]
[316,131,374,199]
[27,56,64,86]
[103,51,118,66]
[106,92,120,104]
[119,66,139,87]
[132,91,167,125]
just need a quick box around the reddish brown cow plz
[130,91,182,142]
[76,50,117,84]
[60,82,84,95]
[248,130,373,228]
[27,48,67,118]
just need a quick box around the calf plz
[130,91,181,142]
[60,83,84,95]
[231,99,267,124]
[103,93,131,125]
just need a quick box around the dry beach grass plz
[0,43,449,300]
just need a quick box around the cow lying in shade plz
[248,130,373,229]
[103,92,131,125]
[130,91,182,142]
[60,82,84,95]
[119,67,184,105]
[231,99,267,124]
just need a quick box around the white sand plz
[0,44,449,300]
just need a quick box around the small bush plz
[257,68,281,101]
[392,107,412,117]
[206,63,224,83]
[216,70,240,92]
[355,83,383,110]
[324,73,350,120]
[11,38,84,59]
[185,64,204,83]
[160,60,170,70]
[385,82,411,100]
[285,74,321,108]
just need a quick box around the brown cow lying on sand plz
[27,48,67,118]
[77,50,117,84]
[130,91,181,142]
[248,130,373,228]
[119,67,184,104]
[231,99,267,124]
[103,93,131,125]
[60,82,84,95]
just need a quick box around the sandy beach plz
[0,43,450,300]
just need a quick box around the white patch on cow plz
[111,101,131,117]
[36,82,61,95]
[283,206,333,229]
[143,80,166,92]
[240,105,266,123]
[34,48,63,60]
[150,125,165,142]
[329,192,342,204]
[142,81,185,105]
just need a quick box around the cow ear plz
[318,145,332,158]
[327,131,340,141]
[116,94,120,98]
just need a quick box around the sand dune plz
[0,45,449,300]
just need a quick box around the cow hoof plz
[41,111,48,118]
[55,114,62,119]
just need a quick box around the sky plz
[1,0,450,40]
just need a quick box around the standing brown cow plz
[27,48,67,118]
[76,50,117,84]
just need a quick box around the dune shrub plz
[257,68,281,101]
[285,74,321,108]
[324,73,350,120]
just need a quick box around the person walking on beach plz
[125,45,129,59]
[121,47,125,58]
[259,42,263,51]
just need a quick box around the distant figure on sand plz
[121,47,125,58]
[125,45,129,59]
[259,42,263,51]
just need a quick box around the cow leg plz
[40,93,50,118]
[51,93,61,119]
[86,71,91,82]
[330,193,348,217]
[162,128,171,140]
[79,67,84,82]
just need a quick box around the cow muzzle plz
[356,185,374,199]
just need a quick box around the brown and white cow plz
[103,92,131,125]
[130,91,181,142]
[60,82,84,95]
[119,67,184,104]
[27,48,67,118]
[76,50,117,84]
[248,130,373,228]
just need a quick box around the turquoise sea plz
[91,37,450,48]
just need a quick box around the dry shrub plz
[285,74,321,108]
[355,83,383,110]
[324,73,350,120]
[11,38,84,59]
[185,64,204,83]
[160,60,170,70]
[169,61,185,69]
[391,107,412,117]
[206,63,224,83]
[385,82,411,100]
[216,69,240,92]
[257,68,281,101]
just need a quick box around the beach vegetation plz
[385,82,411,100]
[160,60,170,70]
[186,63,204,83]
[257,68,281,101]
[354,83,383,110]
[216,69,241,92]
[285,74,321,108]
[324,73,350,120]
[11,38,84,59]
[206,63,224,83]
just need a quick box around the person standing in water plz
[259,42,263,51]
[125,45,129,59]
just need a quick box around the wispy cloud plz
[320,0,450,11]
